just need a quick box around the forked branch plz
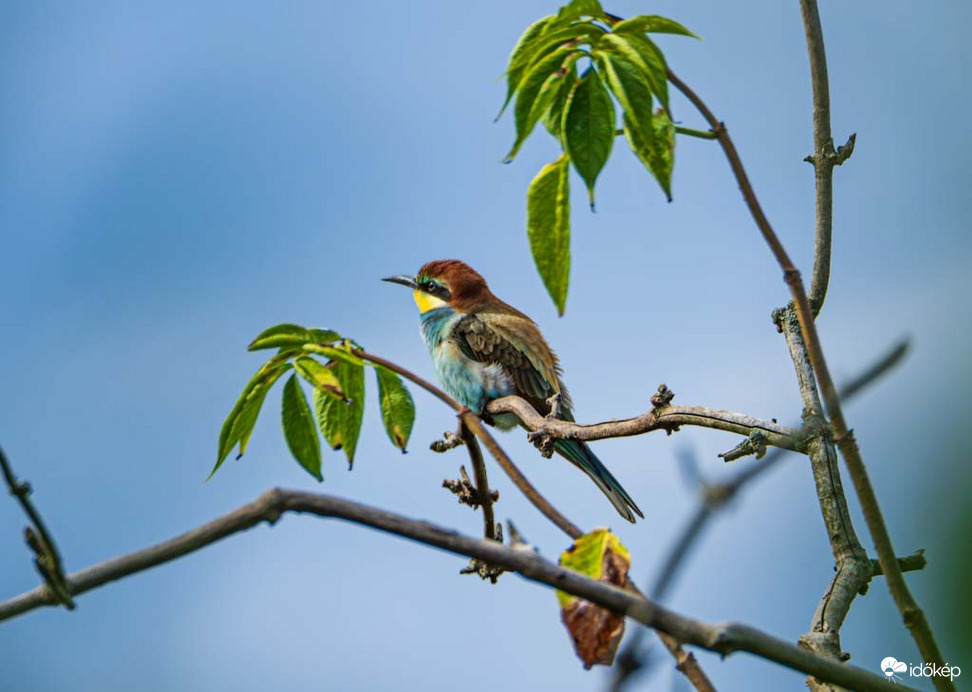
[609,340,912,691]
[667,63,951,685]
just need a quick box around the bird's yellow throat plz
[413,290,448,314]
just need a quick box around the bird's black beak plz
[382,274,419,290]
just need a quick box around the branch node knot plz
[526,430,556,458]
[651,384,675,410]
[459,558,505,583]
[430,429,465,453]
[718,431,768,463]
[834,133,856,165]
[804,134,855,169]
[260,487,287,525]
[773,303,807,337]
[833,428,856,446]
[506,520,537,553]
[443,465,499,508]
[783,267,802,286]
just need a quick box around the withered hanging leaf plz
[556,528,631,669]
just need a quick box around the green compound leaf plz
[506,47,581,163]
[314,359,365,468]
[563,66,615,209]
[281,373,322,481]
[600,32,668,111]
[556,0,605,23]
[212,357,292,478]
[499,15,556,120]
[542,60,578,138]
[624,110,676,201]
[595,50,653,143]
[248,323,340,352]
[375,367,415,452]
[527,156,571,315]
[612,15,700,39]
[506,22,603,81]
[293,356,345,401]
[302,342,365,366]
[557,528,631,669]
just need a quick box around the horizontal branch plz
[0,488,912,691]
[486,393,804,454]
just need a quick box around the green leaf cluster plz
[211,324,415,482]
[499,0,696,313]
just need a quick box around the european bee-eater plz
[383,259,643,523]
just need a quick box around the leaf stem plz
[614,126,716,140]
[674,125,717,140]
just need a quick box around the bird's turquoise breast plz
[420,307,515,422]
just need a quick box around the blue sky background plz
[1,1,969,690]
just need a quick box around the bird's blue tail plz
[553,439,643,523]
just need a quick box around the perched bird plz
[383,259,643,523]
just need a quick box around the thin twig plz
[667,66,951,687]
[459,424,497,542]
[871,551,926,579]
[486,395,804,454]
[0,489,916,692]
[0,446,74,610]
[457,423,505,582]
[799,0,856,316]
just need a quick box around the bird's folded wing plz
[453,312,573,415]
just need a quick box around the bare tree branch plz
[0,489,917,691]
[778,312,870,683]
[667,65,951,687]
[799,0,856,316]
[486,391,804,455]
